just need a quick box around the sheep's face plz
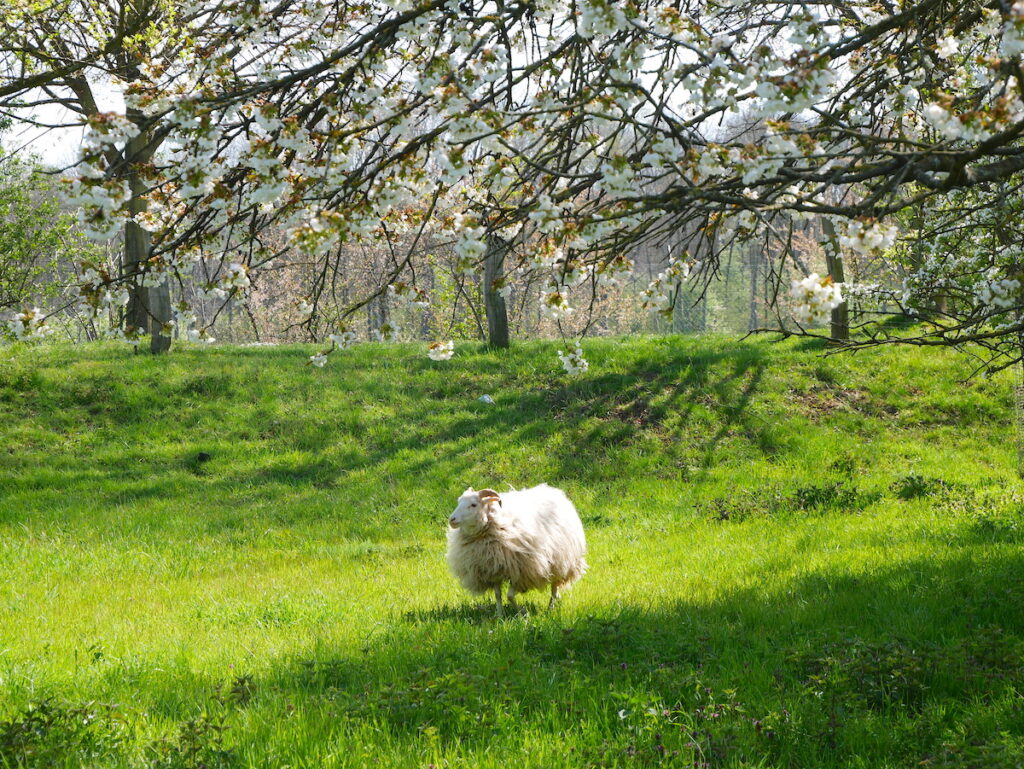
[449,487,500,533]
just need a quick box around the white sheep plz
[446,484,587,617]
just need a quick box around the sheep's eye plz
[470,503,477,508]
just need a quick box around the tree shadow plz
[2,341,783,541]
[164,544,1018,767]
[331,343,771,486]
[7,529,1022,766]
[402,601,543,625]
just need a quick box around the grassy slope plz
[0,336,1022,768]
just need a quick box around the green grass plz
[0,335,1022,768]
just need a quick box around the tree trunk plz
[909,207,950,319]
[748,246,760,332]
[483,235,510,349]
[820,218,849,341]
[123,217,148,333]
[123,107,171,353]
[368,291,389,336]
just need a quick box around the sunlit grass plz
[0,336,1021,767]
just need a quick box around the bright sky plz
[5,81,123,169]
[8,121,83,169]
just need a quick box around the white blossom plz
[427,340,455,360]
[1002,5,1024,57]
[791,272,843,325]
[557,345,589,375]
[936,36,959,59]
[453,214,488,264]
[7,307,52,340]
[373,322,400,342]
[976,276,1021,309]
[528,194,564,235]
[541,289,574,320]
[837,219,899,254]
[329,329,358,349]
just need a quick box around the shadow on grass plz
[241,547,1024,766]
[1,342,773,530]
[5,545,1024,767]
[402,601,544,625]
[326,343,770,484]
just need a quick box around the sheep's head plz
[449,487,501,533]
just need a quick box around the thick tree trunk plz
[123,108,171,353]
[820,218,849,341]
[483,235,510,349]
[123,218,149,333]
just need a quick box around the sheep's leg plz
[494,585,504,618]
[506,586,518,613]
[548,583,560,610]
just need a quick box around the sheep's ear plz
[478,490,501,524]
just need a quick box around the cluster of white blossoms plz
[921,101,993,142]
[597,158,635,198]
[527,194,565,236]
[172,302,192,333]
[438,148,470,186]
[836,219,899,255]
[7,308,53,341]
[221,262,251,291]
[388,282,430,309]
[82,112,141,151]
[427,340,455,361]
[576,0,628,39]
[309,352,328,367]
[1001,1,1024,57]
[642,255,694,316]
[491,276,513,299]
[557,345,589,376]
[453,215,488,273]
[202,261,251,300]
[72,266,127,319]
[372,322,400,342]
[975,275,1022,310]
[791,273,844,326]
[541,289,574,320]
[25,0,1024,373]
[171,302,213,343]
[65,177,131,241]
[935,36,959,60]
[64,112,148,240]
[329,328,358,349]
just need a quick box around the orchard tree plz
[4,0,1024,372]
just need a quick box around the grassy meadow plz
[0,335,1022,768]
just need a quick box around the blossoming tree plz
[4,0,1024,372]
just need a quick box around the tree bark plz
[123,107,171,353]
[821,218,849,341]
[367,291,389,336]
[748,246,760,332]
[483,235,510,349]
